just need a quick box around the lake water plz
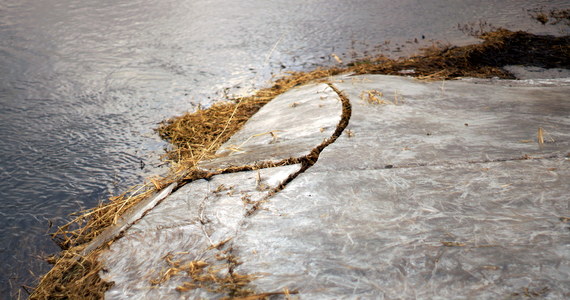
[1,0,568,297]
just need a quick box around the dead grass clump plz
[348,29,570,80]
[51,182,157,250]
[150,253,298,299]
[157,67,344,167]
[360,90,393,105]
[31,183,160,299]
[528,8,570,26]
[150,253,255,297]
[31,247,112,299]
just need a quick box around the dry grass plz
[528,8,570,26]
[538,127,545,145]
[33,28,569,299]
[537,127,555,145]
[31,245,112,299]
[157,67,345,170]
[348,29,569,80]
[150,253,256,297]
[51,183,157,250]
[360,90,392,105]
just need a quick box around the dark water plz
[1,0,568,298]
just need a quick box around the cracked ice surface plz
[199,82,342,171]
[99,75,570,299]
[234,159,570,298]
[100,164,301,300]
[312,74,570,172]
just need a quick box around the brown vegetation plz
[348,29,569,79]
[528,8,570,26]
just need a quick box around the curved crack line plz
[88,81,352,298]
[242,82,352,217]
[83,82,351,262]
[143,82,352,297]
[218,82,352,296]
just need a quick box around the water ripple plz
[1,0,569,298]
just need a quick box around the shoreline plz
[32,28,570,299]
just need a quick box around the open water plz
[1,0,568,297]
